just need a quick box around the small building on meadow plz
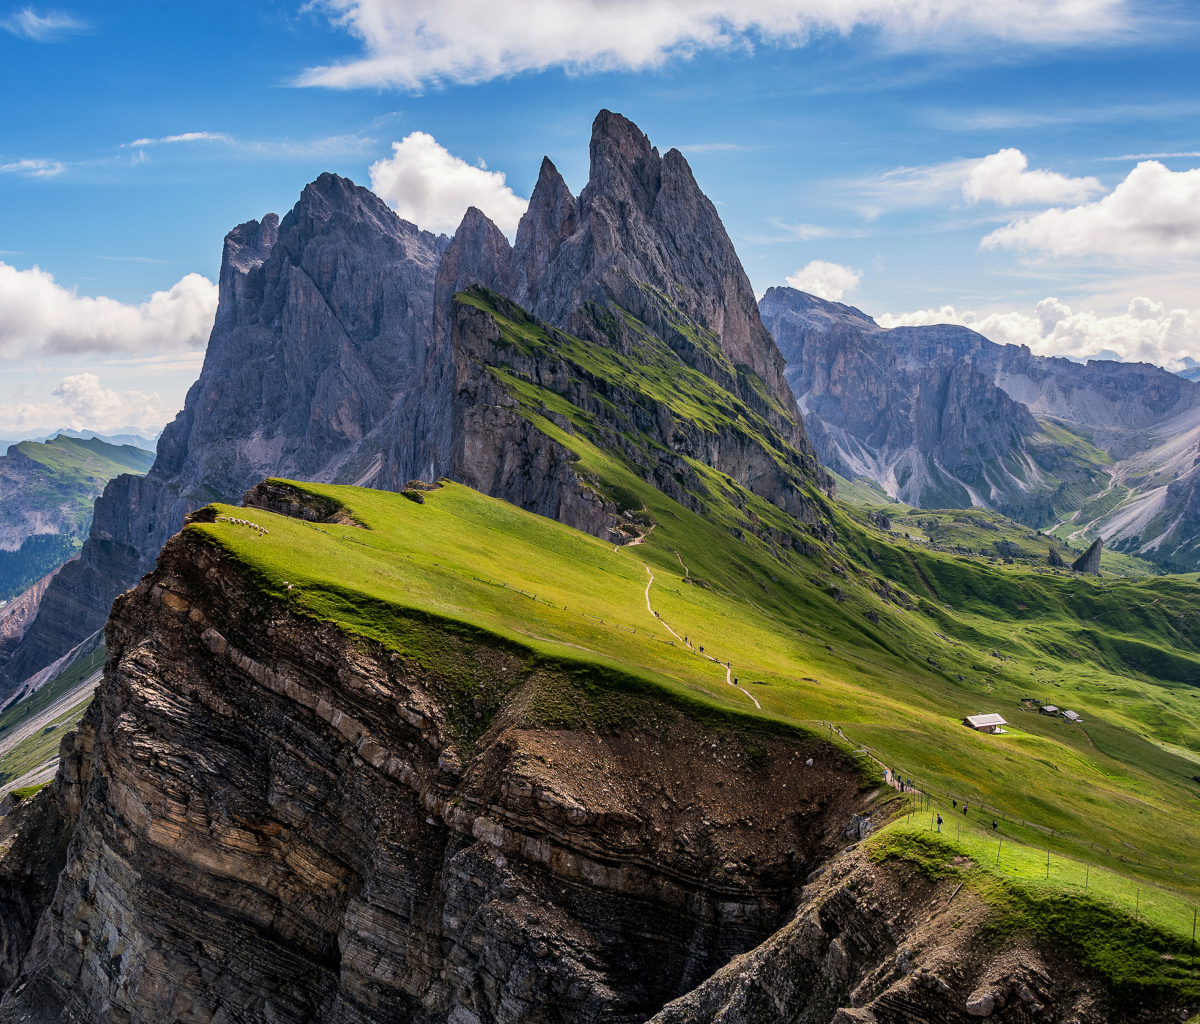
[963,713,1008,734]
[1039,705,1060,716]
[1063,710,1083,723]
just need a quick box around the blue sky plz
[3,0,1200,437]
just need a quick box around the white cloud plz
[877,296,1200,370]
[299,0,1128,90]
[0,262,218,360]
[1,7,87,41]
[368,132,528,236]
[785,260,862,301]
[981,160,1200,257]
[963,148,1102,206]
[0,158,64,178]
[128,132,231,147]
[848,148,1101,217]
[0,374,170,435]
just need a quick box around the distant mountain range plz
[760,287,1200,571]
[0,436,154,613]
[0,428,159,453]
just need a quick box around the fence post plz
[1085,864,1089,889]
[1046,849,1049,879]
[996,838,1003,866]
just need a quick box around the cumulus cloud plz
[299,0,1127,90]
[877,296,1200,370]
[785,260,862,301]
[850,148,1101,217]
[0,262,218,361]
[981,160,1200,257]
[0,374,170,435]
[963,148,1103,206]
[1,7,87,41]
[368,132,528,236]
[0,158,64,178]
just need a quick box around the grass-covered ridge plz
[192,472,1199,903]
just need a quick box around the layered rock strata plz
[651,844,1132,1024]
[0,495,862,1023]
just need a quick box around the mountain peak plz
[583,110,662,217]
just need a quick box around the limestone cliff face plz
[0,495,863,1023]
[0,177,450,695]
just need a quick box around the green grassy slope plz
[0,436,154,602]
[191,471,1200,967]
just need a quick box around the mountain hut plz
[963,713,1008,734]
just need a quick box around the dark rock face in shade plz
[1072,537,1103,574]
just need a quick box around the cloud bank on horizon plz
[0,261,217,361]
[2,372,170,436]
[878,297,1200,371]
[300,0,1129,89]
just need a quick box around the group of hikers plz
[886,781,1001,834]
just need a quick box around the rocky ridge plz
[1,110,826,698]
[0,486,1178,1021]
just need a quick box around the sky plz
[2,0,1200,438]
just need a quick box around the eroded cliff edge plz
[0,498,865,1023]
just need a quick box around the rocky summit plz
[0,111,828,700]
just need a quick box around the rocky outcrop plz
[0,569,64,673]
[650,845,1127,1024]
[1072,537,1103,574]
[0,505,864,1023]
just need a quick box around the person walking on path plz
[936,814,943,833]
[992,819,998,831]
[963,803,969,815]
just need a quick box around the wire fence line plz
[825,719,1200,890]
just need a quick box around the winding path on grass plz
[641,564,760,710]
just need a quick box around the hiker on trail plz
[952,799,957,809]
[937,814,943,832]
[906,777,912,790]
[992,819,998,831]
[963,803,969,815]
